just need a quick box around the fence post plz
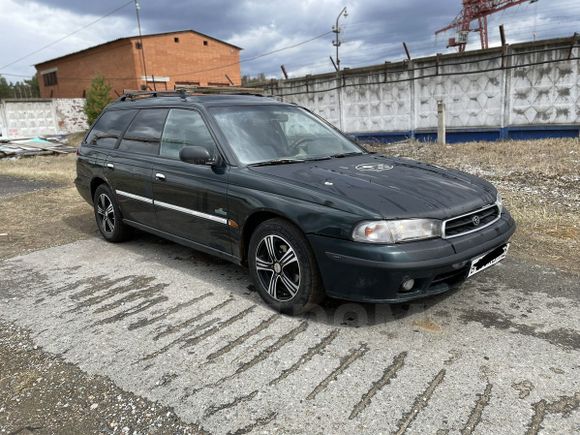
[408,60,416,139]
[500,44,513,139]
[437,100,446,144]
[337,71,344,131]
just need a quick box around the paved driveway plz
[0,236,578,434]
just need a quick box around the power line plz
[271,54,580,98]
[168,30,333,78]
[1,29,333,82]
[266,42,579,97]
[0,0,134,71]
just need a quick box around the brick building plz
[34,30,242,98]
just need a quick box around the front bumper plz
[308,210,516,303]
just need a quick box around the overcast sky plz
[1,0,579,82]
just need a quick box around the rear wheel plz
[248,218,324,314]
[93,184,131,242]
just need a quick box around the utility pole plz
[331,6,348,131]
[331,7,348,71]
[134,0,154,90]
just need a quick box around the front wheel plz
[93,184,131,243]
[248,218,324,314]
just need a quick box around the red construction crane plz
[435,0,539,53]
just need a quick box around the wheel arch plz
[240,210,301,265]
[90,177,108,203]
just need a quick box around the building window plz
[174,37,179,43]
[135,41,142,49]
[203,40,208,46]
[42,71,58,86]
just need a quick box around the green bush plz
[84,75,112,125]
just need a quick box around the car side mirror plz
[179,146,213,165]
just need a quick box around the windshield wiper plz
[303,156,333,162]
[249,158,306,167]
[330,151,365,158]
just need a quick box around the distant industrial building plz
[34,30,242,98]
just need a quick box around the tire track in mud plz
[181,306,256,349]
[394,369,446,435]
[460,382,493,435]
[226,411,277,435]
[525,392,580,435]
[92,283,167,314]
[128,292,214,330]
[349,351,407,419]
[307,342,369,401]
[62,276,158,313]
[207,321,309,390]
[269,329,339,386]
[203,390,259,418]
[153,296,234,341]
[94,295,169,326]
[204,314,279,363]
[141,317,222,362]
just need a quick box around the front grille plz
[443,204,500,238]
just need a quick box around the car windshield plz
[209,105,365,165]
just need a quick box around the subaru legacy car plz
[76,92,516,313]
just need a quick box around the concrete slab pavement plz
[0,236,578,434]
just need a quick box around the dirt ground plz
[0,322,204,434]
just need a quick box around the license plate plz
[467,243,509,278]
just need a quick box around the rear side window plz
[160,109,217,159]
[85,110,136,148]
[118,109,169,155]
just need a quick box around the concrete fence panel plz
[0,98,88,139]
[265,37,580,141]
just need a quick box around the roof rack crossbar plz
[117,90,188,102]
[116,86,267,102]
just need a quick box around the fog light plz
[401,278,415,292]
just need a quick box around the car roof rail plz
[174,85,265,96]
[117,90,188,102]
[116,86,269,102]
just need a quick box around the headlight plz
[496,192,503,213]
[352,219,442,244]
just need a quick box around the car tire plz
[248,218,324,314]
[93,184,131,243]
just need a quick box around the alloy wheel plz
[255,234,301,301]
[96,193,115,234]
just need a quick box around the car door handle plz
[106,163,114,169]
[155,173,166,181]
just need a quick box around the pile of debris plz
[0,136,77,158]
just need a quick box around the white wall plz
[0,98,88,139]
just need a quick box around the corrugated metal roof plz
[34,29,243,67]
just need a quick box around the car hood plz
[249,154,497,220]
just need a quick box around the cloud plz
[1,0,578,82]
[0,0,136,79]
